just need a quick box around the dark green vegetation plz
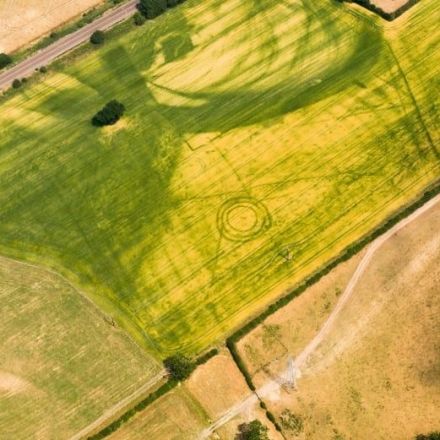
[139,0,185,19]
[92,100,125,126]
[90,30,106,45]
[416,434,440,440]
[236,420,269,440]
[133,12,146,26]
[163,354,195,381]
[0,0,438,359]
[12,79,22,89]
[0,53,12,69]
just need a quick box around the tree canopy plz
[90,30,105,45]
[0,53,12,69]
[163,354,195,381]
[91,100,125,127]
[416,433,440,440]
[236,420,269,440]
[138,0,185,19]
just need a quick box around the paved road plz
[0,0,138,91]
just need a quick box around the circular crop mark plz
[217,197,271,242]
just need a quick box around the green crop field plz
[0,256,160,439]
[0,0,438,356]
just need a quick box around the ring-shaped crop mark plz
[217,197,271,242]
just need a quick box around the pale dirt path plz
[200,192,440,439]
[69,370,166,440]
[0,0,138,91]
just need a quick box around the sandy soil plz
[0,0,104,53]
[371,0,412,14]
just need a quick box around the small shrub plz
[39,66,48,73]
[236,420,269,440]
[90,30,105,45]
[91,100,125,127]
[12,79,22,89]
[163,354,195,381]
[133,12,146,26]
[0,53,12,69]
[280,409,304,435]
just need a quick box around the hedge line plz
[346,0,420,20]
[88,379,177,439]
[226,181,440,409]
[87,348,218,439]
[195,347,219,366]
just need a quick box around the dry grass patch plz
[0,0,104,53]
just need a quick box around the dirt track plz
[200,192,440,438]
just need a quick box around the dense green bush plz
[91,100,125,126]
[163,354,195,381]
[0,53,12,69]
[12,79,22,89]
[416,433,440,440]
[90,30,105,45]
[133,12,146,26]
[235,420,269,440]
[195,348,218,366]
[138,0,185,19]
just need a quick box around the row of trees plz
[138,0,186,20]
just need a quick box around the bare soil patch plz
[0,0,103,53]
[370,0,412,14]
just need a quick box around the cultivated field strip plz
[0,0,438,356]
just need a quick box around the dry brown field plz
[238,202,440,439]
[108,350,283,439]
[0,0,103,53]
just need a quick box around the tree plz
[0,53,12,69]
[416,433,440,440]
[90,30,105,45]
[133,12,146,26]
[12,79,22,89]
[163,354,195,381]
[91,100,125,126]
[235,420,269,440]
[138,0,168,19]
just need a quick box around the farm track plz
[200,192,440,438]
[69,370,166,440]
[0,0,138,91]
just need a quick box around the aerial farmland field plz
[0,256,160,439]
[0,0,438,360]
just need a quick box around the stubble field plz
[0,0,438,356]
[0,0,103,53]
[0,256,160,439]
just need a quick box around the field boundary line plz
[69,371,166,440]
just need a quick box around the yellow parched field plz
[0,0,438,357]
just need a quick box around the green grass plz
[0,256,160,439]
[0,0,438,356]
